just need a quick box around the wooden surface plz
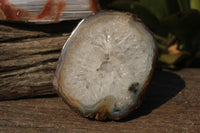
[0,21,200,132]
[0,69,200,133]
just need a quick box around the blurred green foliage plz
[100,0,200,69]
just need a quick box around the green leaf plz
[154,34,169,53]
[160,10,200,41]
[188,51,200,67]
[158,52,190,69]
[159,53,183,65]
[139,0,179,19]
[190,32,200,54]
[177,0,190,11]
[190,0,200,11]
[109,1,160,32]
[157,43,168,54]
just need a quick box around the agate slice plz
[53,11,157,120]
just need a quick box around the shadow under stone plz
[0,20,80,34]
[119,69,185,122]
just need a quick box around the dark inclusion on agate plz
[129,82,139,94]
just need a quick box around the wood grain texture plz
[0,69,199,133]
[0,24,49,42]
[0,23,70,100]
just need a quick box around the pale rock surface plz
[53,11,157,120]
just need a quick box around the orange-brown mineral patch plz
[89,0,98,13]
[0,0,30,21]
[55,0,66,22]
[0,0,67,22]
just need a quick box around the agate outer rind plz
[53,11,157,120]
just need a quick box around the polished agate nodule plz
[53,11,157,120]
